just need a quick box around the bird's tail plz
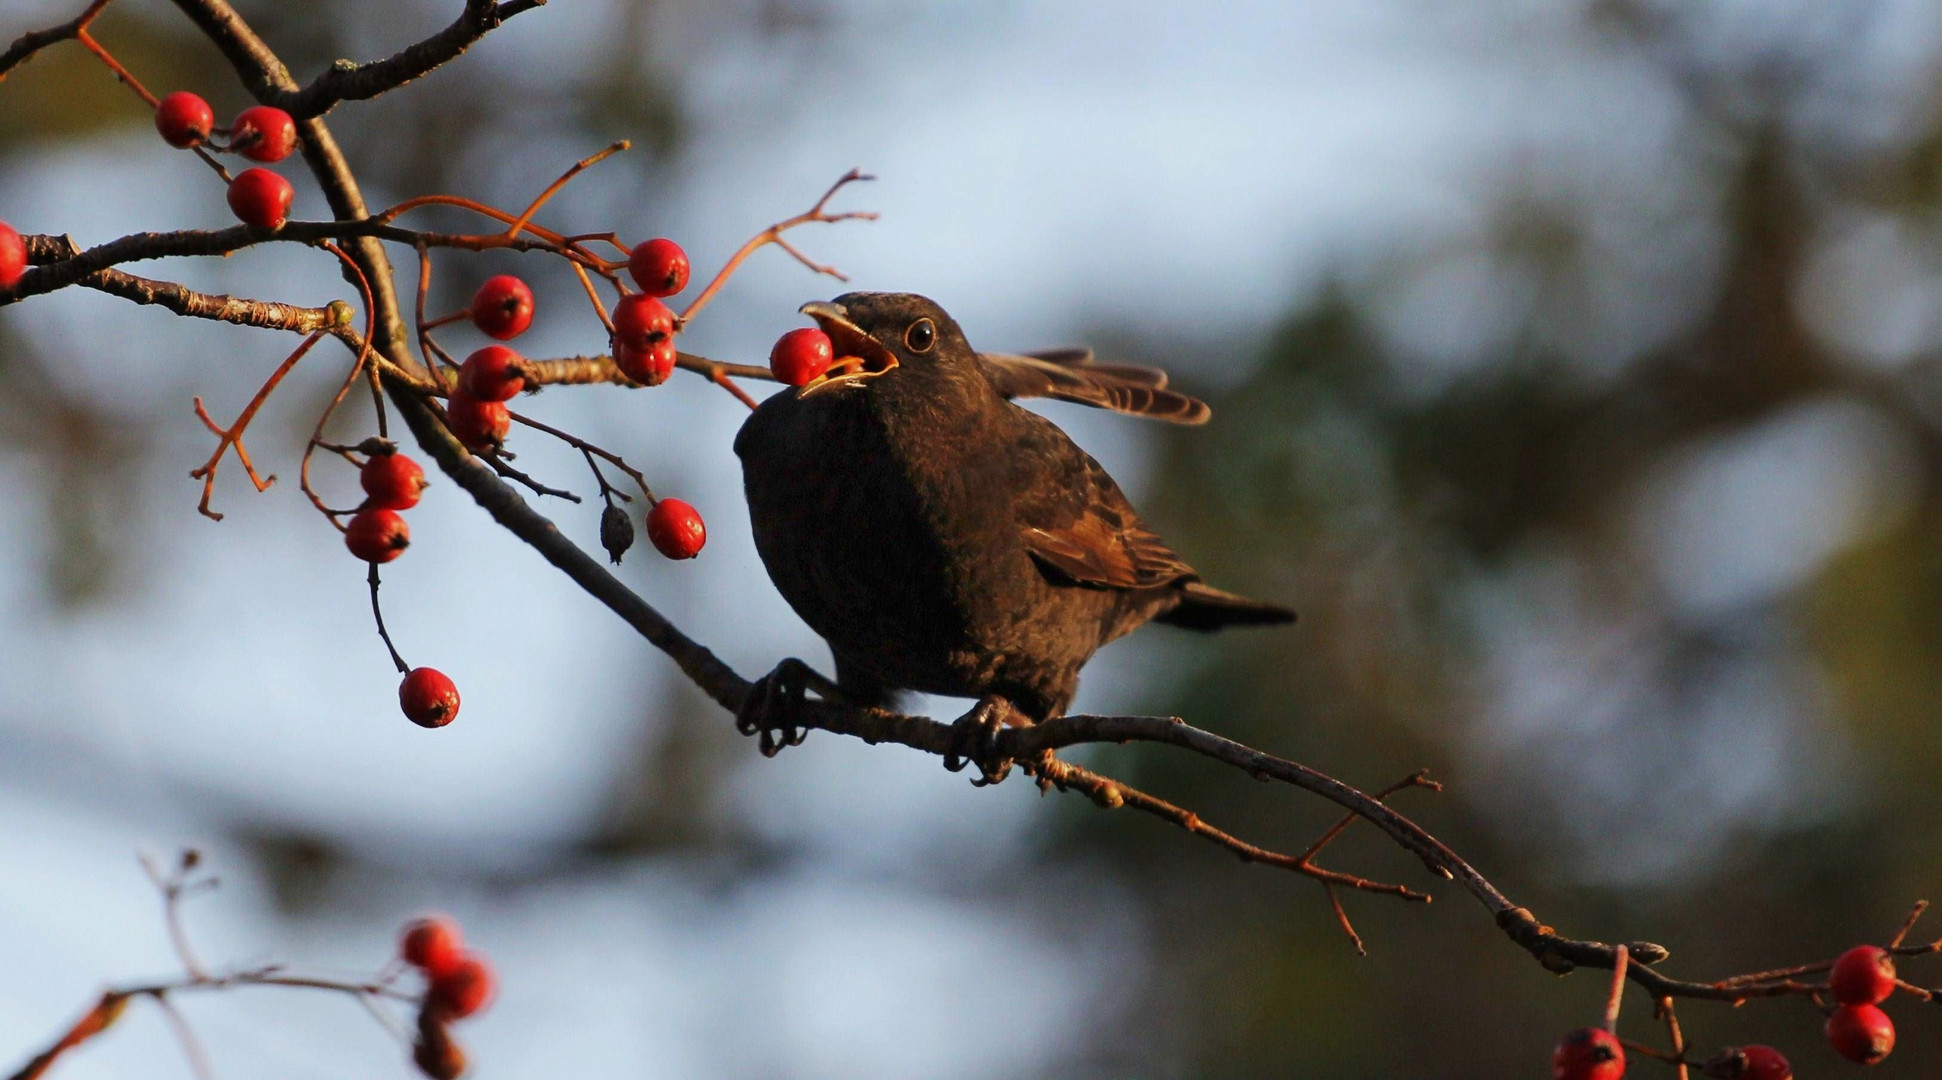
[1155,582,1296,632]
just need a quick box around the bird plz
[733,292,1293,775]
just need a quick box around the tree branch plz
[5,224,566,306]
[24,234,351,335]
[520,352,779,389]
[271,0,545,119]
[0,0,112,81]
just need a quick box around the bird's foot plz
[943,696,1018,787]
[736,658,839,757]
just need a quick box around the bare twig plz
[269,0,548,119]
[189,331,326,520]
[504,140,628,239]
[678,168,877,324]
[0,0,113,81]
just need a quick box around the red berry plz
[611,293,674,354]
[647,498,705,560]
[769,327,834,386]
[627,237,690,297]
[227,167,294,230]
[1825,1002,1894,1064]
[469,275,533,340]
[399,668,460,729]
[361,451,428,511]
[0,221,24,289]
[400,916,465,975]
[1739,1046,1791,1080]
[615,336,676,386]
[458,345,525,401]
[1552,1027,1625,1080]
[1830,944,1896,1005]
[428,953,495,1019]
[155,91,214,148]
[444,392,509,451]
[345,507,410,563]
[230,105,297,163]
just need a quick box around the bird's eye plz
[904,318,936,353]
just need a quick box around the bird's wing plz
[979,348,1212,425]
[1011,413,1198,591]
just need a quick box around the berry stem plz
[74,27,157,107]
[1655,997,1688,1080]
[189,144,233,182]
[581,448,630,505]
[709,366,759,411]
[570,258,616,333]
[508,408,654,502]
[366,564,409,674]
[299,342,381,531]
[1604,944,1630,1031]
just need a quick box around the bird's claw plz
[943,697,1015,786]
[735,658,823,757]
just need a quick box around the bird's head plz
[794,292,974,398]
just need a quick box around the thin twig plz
[189,331,326,520]
[504,140,628,239]
[678,168,877,324]
[149,994,215,1080]
[0,0,114,80]
[509,409,653,501]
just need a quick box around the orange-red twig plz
[504,140,629,240]
[679,168,877,325]
[708,367,759,411]
[1604,945,1630,1030]
[189,331,325,520]
[8,991,131,1080]
[373,194,610,273]
[570,258,616,333]
[1655,997,1688,1080]
[1890,900,1929,950]
[74,25,155,106]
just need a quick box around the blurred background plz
[4,0,1942,1075]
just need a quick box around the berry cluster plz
[435,255,709,560]
[398,915,496,1080]
[336,440,459,729]
[609,236,690,385]
[446,275,534,453]
[1549,934,1929,1077]
[340,252,710,726]
[154,90,302,230]
[1823,944,1898,1064]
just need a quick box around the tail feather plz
[1155,582,1296,632]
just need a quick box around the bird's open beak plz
[797,301,899,398]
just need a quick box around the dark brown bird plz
[733,292,1292,769]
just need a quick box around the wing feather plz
[980,349,1211,425]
